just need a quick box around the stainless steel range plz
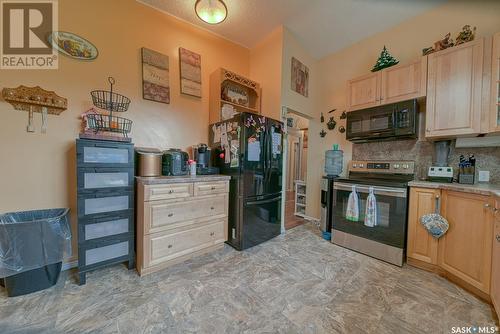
[331,160,415,266]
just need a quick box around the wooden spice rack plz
[2,85,67,115]
[209,68,261,124]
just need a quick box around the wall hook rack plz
[2,85,67,115]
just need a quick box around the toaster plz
[162,149,189,176]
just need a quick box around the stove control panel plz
[349,160,415,174]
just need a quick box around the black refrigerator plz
[209,112,283,250]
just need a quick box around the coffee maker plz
[193,143,219,175]
[427,140,454,182]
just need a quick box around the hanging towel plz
[364,187,377,227]
[419,195,449,239]
[345,185,359,222]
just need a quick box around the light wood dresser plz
[136,175,230,276]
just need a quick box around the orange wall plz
[281,27,317,119]
[249,26,284,120]
[0,0,250,260]
[306,0,500,218]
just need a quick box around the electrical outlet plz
[478,170,490,182]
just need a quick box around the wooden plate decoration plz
[49,31,98,60]
[222,81,249,107]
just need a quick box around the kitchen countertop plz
[136,174,231,185]
[408,180,500,197]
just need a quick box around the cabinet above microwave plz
[346,57,427,112]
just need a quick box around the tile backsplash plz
[352,139,500,184]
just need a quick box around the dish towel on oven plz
[345,185,359,222]
[364,187,377,227]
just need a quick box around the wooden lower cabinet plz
[407,187,495,301]
[407,187,440,264]
[136,180,229,276]
[439,191,494,294]
[492,199,500,319]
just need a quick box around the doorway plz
[284,109,309,230]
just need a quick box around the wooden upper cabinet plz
[346,58,427,112]
[490,32,500,133]
[346,72,380,111]
[492,198,500,319]
[380,57,427,104]
[438,190,494,294]
[407,187,440,265]
[426,38,485,138]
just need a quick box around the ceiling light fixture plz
[195,0,227,25]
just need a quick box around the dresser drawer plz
[144,183,193,201]
[194,181,229,197]
[144,195,226,234]
[78,190,134,219]
[78,212,133,242]
[144,220,225,268]
[84,241,129,266]
[78,168,134,191]
[77,139,133,167]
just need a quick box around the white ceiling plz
[139,0,446,59]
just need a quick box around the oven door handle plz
[333,182,407,198]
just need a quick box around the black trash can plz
[0,208,71,297]
[0,262,62,297]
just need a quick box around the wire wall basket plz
[88,77,132,137]
[86,114,132,137]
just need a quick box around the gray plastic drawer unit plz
[76,139,135,285]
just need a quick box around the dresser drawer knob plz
[210,207,214,210]
[168,244,172,248]
[210,232,215,236]
[496,235,500,243]
[168,190,174,194]
[168,213,174,217]
[211,186,216,190]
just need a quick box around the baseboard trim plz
[407,257,492,303]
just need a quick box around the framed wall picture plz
[179,47,202,98]
[141,47,170,104]
[291,57,309,97]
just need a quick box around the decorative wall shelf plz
[2,85,67,115]
[220,99,259,113]
[209,68,261,124]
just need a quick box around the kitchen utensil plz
[135,147,163,177]
[162,149,189,176]
[434,140,451,167]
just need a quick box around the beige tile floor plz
[0,223,498,334]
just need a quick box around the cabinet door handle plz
[210,207,214,210]
[434,195,441,214]
[484,203,497,212]
[210,232,215,236]
[168,213,173,217]
[211,186,216,190]
[168,190,174,194]
[496,235,500,242]
[168,244,172,248]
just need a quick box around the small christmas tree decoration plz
[371,46,399,72]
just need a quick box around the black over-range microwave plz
[346,99,418,143]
